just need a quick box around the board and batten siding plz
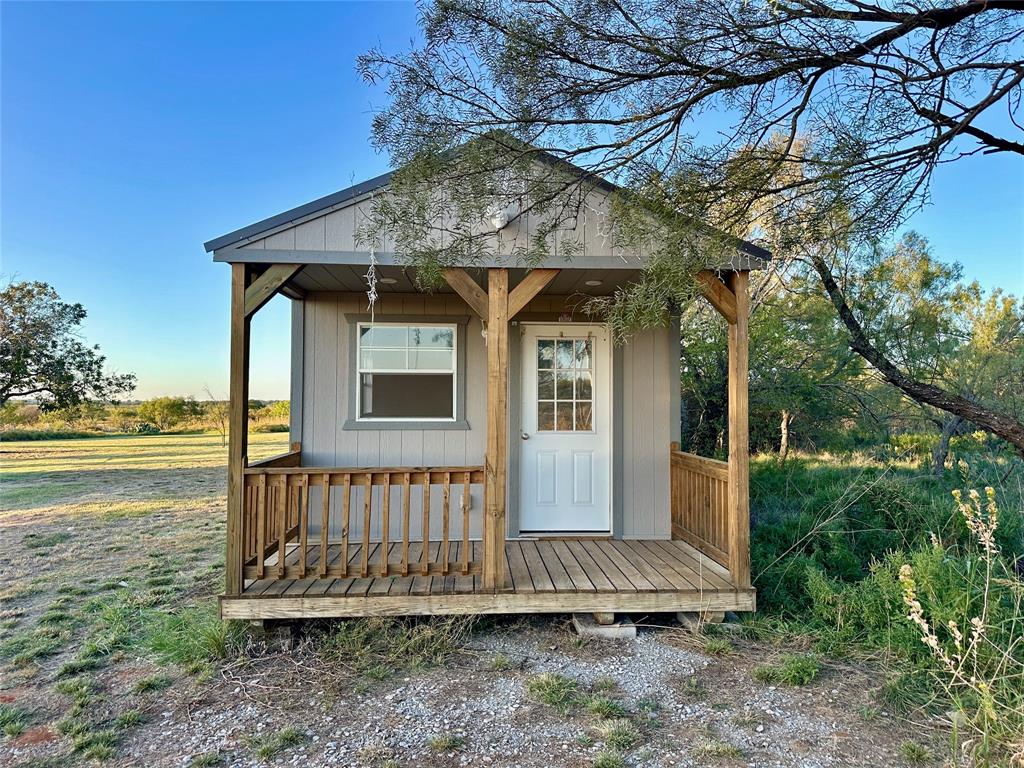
[290,293,675,540]
[241,185,649,266]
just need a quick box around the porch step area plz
[221,539,756,620]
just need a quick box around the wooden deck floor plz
[221,539,755,619]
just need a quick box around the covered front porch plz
[219,421,754,620]
[219,262,755,621]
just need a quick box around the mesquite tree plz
[0,281,135,410]
[359,0,1024,452]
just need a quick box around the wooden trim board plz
[221,588,755,619]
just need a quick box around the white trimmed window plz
[356,323,457,421]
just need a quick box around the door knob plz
[521,432,530,440]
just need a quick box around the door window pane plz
[556,402,574,431]
[537,340,554,369]
[556,339,574,368]
[536,335,595,432]
[538,402,555,431]
[537,371,554,400]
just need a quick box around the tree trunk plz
[779,409,792,460]
[810,253,1024,458]
[932,416,964,477]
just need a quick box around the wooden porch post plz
[483,268,509,589]
[726,270,751,588]
[225,263,251,596]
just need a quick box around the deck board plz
[225,539,756,619]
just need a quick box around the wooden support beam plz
[726,270,751,588]
[507,268,560,317]
[696,270,737,324]
[244,264,303,318]
[483,268,509,590]
[226,263,252,596]
[442,268,488,319]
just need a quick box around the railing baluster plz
[401,472,411,576]
[340,473,351,578]
[361,472,372,578]
[298,474,309,578]
[319,473,330,577]
[256,474,267,579]
[277,476,288,578]
[420,472,430,576]
[461,471,470,576]
[380,473,391,577]
[441,472,451,575]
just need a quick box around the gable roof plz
[204,152,771,265]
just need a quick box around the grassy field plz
[0,433,288,766]
[0,433,960,767]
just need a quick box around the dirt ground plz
[1,433,948,767]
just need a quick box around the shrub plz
[899,488,1024,765]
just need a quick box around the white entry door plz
[519,324,611,533]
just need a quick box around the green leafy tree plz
[842,234,1024,470]
[0,281,135,410]
[358,0,1022,272]
[136,396,202,431]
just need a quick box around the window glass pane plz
[556,371,574,400]
[537,340,554,369]
[538,402,555,431]
[360,325,407,348]
[537,371,554,400]
[556,402,574,431]
[574,339,592,369]
[407,349,454,370]
[360,373,453,419]
[556,339,574,368]
[409,327,454,349]
[360,349,407,370]
[576,372,592,400]
[575,402,593,431]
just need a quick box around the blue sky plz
[3,2,1022,400]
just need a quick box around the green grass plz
[899,740,934,764]
[114,709,145,729]
[584,695,629,719]
[146,606,245,666]
[317,615,475,681]
[0,628,64,666]
[489,652,511,671]
[188,753,225,767]
[700,637,735,656]
[526,672,579,713]
[427,733,466,751]
[0,703,30,738]
[592,750,625,768]
[596,719,641,751]
[248,727,306,760]
[132,673,172,693]
[22,531,72,549]
[752,653,821,686]
[692,738,744,759]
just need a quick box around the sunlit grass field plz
[0,432,289,514]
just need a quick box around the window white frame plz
[355,321,459,422]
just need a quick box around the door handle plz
[521,432,530,440]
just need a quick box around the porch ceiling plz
[289,264,642,297]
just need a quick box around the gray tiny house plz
[206,160,764,622]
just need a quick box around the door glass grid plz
[537,338,593,431]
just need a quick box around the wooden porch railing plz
[241,466,486,581]
[669,445,730,569]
